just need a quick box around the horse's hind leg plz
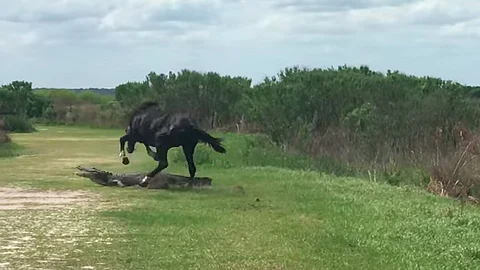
[140,147,169,187]
[182,142,197,179]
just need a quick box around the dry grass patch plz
[427,137,480,205]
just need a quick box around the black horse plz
[119,101,226,186]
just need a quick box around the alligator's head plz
[75,166,115,186]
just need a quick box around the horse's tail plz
[195,128,227,154]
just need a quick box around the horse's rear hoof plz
[139,176,150,187]
[122,157,130,165]
[139,180,149,187]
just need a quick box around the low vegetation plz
[0,142,22,158]
[0,118,22,158]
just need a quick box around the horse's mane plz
[127,101,160,123]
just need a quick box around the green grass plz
[1,125,480,269]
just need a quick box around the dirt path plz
[0,127,133,269]
[0,187,95,210]
[0,187,122,270]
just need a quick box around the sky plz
[0,0,479,88]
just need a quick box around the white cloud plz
[0,0,110,23]
[2,0,479,47]
[440,18,480,38]
[98,0,220,31]
[0,0,479,87]
[256,0,480,41]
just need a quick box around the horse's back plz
[128,106,164,142]
[127,101,201,145]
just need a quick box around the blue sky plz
[0,0,479,88]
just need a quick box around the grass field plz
[1,126,480,269]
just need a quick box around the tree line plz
[2,65,480,165]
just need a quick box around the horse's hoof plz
[122,157,130,165]
[139,176,149,187]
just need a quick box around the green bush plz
[3,115,35,133]
[244,66,479,157]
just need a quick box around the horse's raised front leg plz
[139,147,169,187]
[119,135,130,165]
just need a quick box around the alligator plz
[74,166,212,189]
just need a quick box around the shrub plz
[3,115,35,133]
